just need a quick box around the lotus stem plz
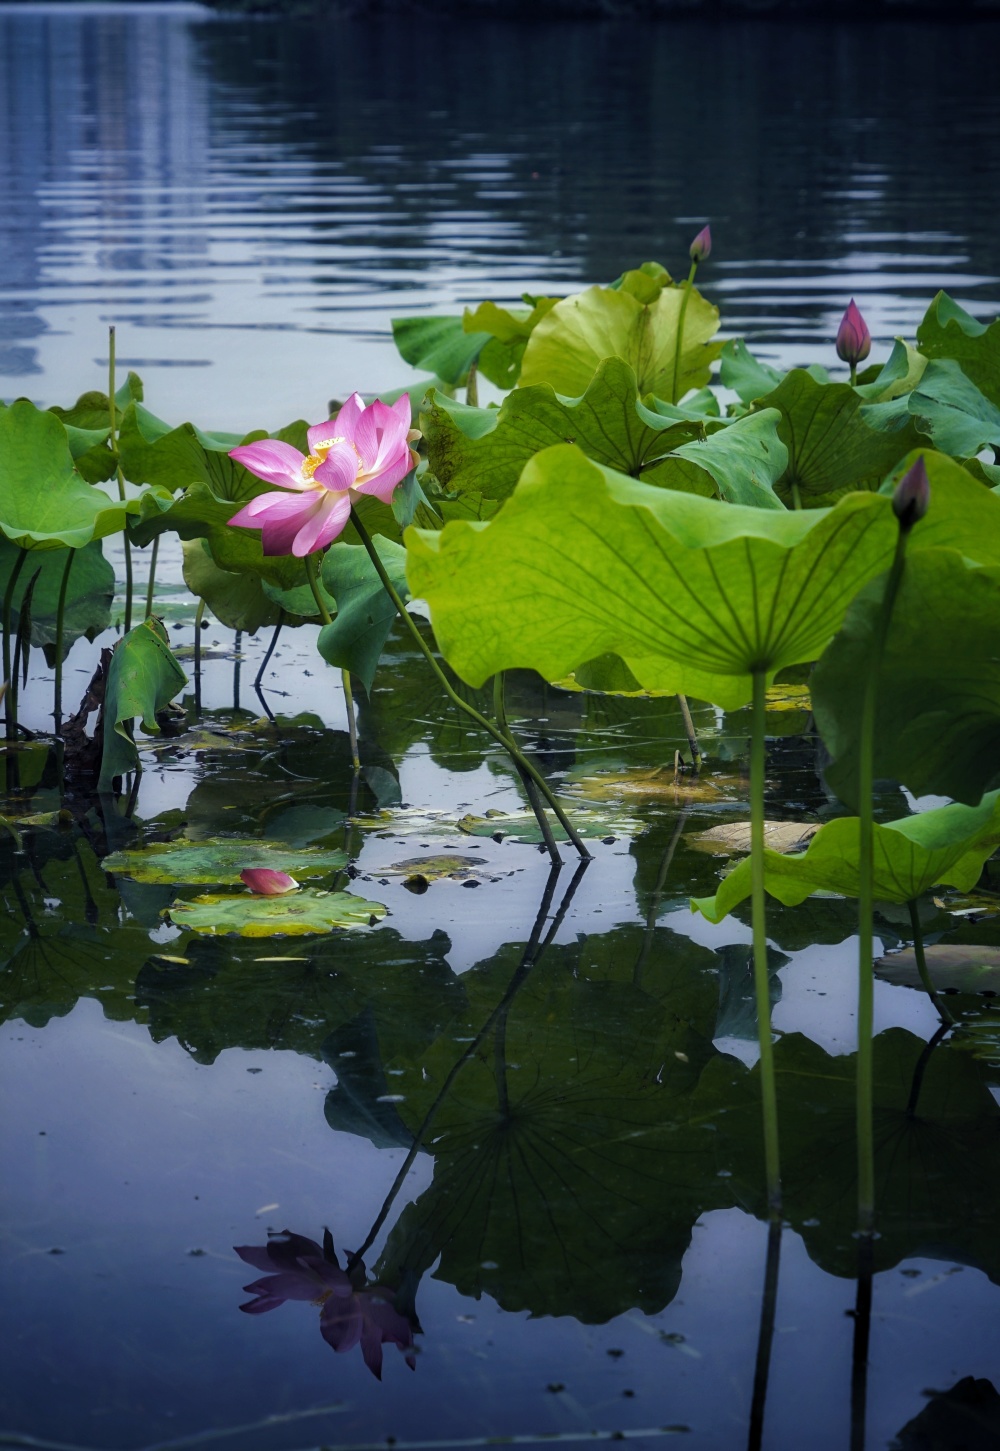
[905,1020,951,1120]
[108,326,134,634]
[3,545,28,741]
[670,257,699,406]
[677,693,701,768]
[10,565,39,733]
[751,666,781,1214]
[253,610,284,693]
[351,506,592,861]
[305,551,359,770]
[494,670,560,866]
[747,1217,782,1451]
[906,898,955,1027]
[466,361,479,407]
[790,482,804,512]
[193,598,204,715]
[856,526,909,1235]
[145,536,159,619]
[53,548,75,732]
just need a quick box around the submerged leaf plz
[166,889,386,936]
[102,837,347,885]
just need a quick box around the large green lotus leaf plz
[99,617,189,789]
[462,296,559,389]
[182,538,282,635]
[758,369,922,507]
[46,372,143,483]
[640,407,786,508]
[102,836,346,884]
[405,443,907,710]
[518,270,721,401]
[377,926,725,1322]
[854,339,928,404]
[917,290,1000,408]
[130,483,306,591]
[902,357,1000,457]
[117,400,294,494]
[317,537,409,693]
[0,537,113,662]
[0,399,131,549]
[166,888,385,936]
[814,550,1000,807]
[391,315,490,387]
[878,449,1000,563]
[421,358,707,501]
[719,339,783,404]
[692,790,1000,923]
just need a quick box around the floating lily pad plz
[457,805,642,844]
[349,807,465,838]
[567,766,742,806]
[875,945,1000,995]
[165,889,386,937]
[687,821,820,856]
[102,837,347,885]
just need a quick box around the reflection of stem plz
[3,545,27,741]
[677,693,701,768]
[905,1020,952,1120]
[751,667,781,1213]
[350,506,591,860]
[746,1217,782,1451]
[10,564,39,733]
[108,327,134,635]
[670,258,698,405]
[857,528,908,1235]
[232,629,242,712]
[906,898,955,1027]
[306,551,359,770]
[849,1231,874,1451]
[494,671,560,866]
[145,535,159,619]
[253,611,284,693]
[193,599,204,715]
[347,858,589,1271]
[53,548,75,732]
[634,808,689,987]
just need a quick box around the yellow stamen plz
[300,436,346,481]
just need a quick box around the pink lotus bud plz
[240,868,299,896]
[689,225,712,264]
[892,455,930,530]
[835,299,871,368]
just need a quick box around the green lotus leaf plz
[640,407,786,508]
[405,443,907,710]
[876,945,1000,995]
[518,268,721,401]
[692,789,1000,923]
[46,372,143,482]
[0,399,131,549]
[457,802,642,843]
[903,357,1000,457]
[420,358,709,501]
[814,548,1000,808]
[182,538,282,635]
[917,290,1000,408]
[391,315,490,387]
[854,338,928,403]
[0,538,113,663]
[130,482,307,591]
[166,888,385,936]
[317,537,410,693]
[759,369,922,507]
[99,617,189,789]
[718,339,783,403]
[102,836,347,884]
[462,296,560,389]
[117,401,279,494]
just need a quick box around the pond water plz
[3,8,1000,1451]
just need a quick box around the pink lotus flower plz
[835,299,872,369]
[240,868,299,895]
[227,394,419,557]
[235,1229,417,1380]
[689,225,712,264]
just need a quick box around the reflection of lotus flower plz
[228,394,419,557]
[892,454,930,529]
[835,300,872,369]
[689,225,712,263]
[234,1229,417,1380]
[240,868,299,895]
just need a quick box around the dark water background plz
[3,10,1000,1451]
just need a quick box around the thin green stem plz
[790,481,803,511]
[850,362,858,388]
[145,536,159,619]
[108,326,133,634]
[494,671,560,865]
[670,259,698,406]
[856,527,909,1235]
[751,667,781,1214]
[351,506,591,860]
[3,546,28,741]
[907,897,955,1027]
[305,552,359,770]
[53,548,75,731]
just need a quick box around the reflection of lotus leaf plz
[165,889,385,936]
[876,945,1000,995]
[103,838,347,885]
